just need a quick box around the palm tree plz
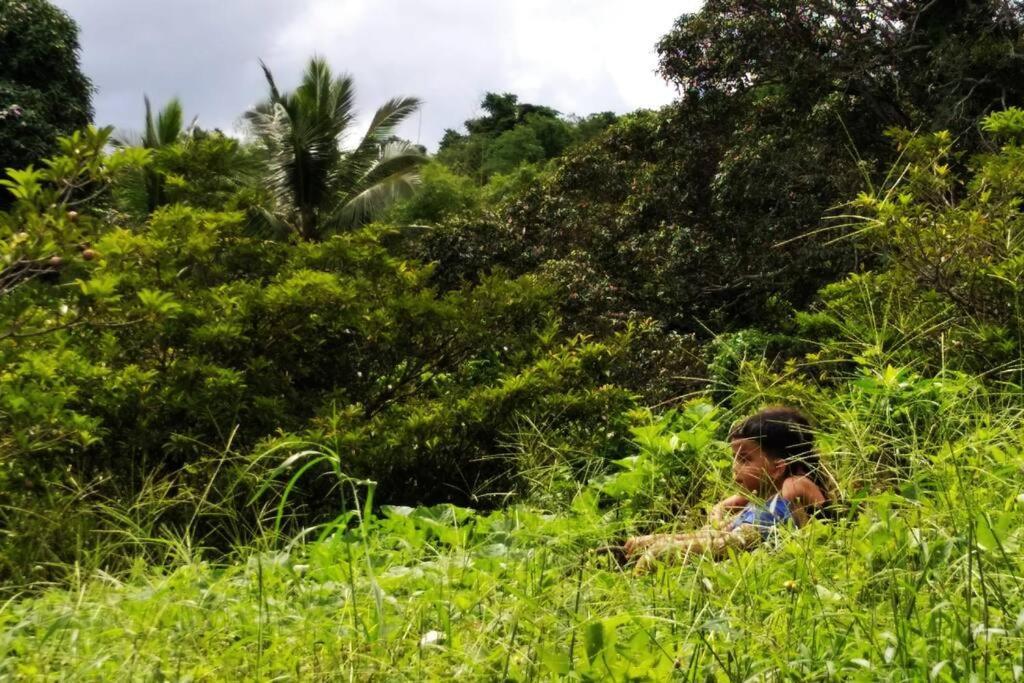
[114,96,193,212]
[141,96,188,150]
[140,96,191,211]
[247,57,426,240]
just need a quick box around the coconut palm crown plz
[112,96,193,213]
[247,57,425,240]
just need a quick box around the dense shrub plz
[797,111,1024,377]
[0,130,643,577]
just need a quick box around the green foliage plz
[390,161,551,294]
[141,96,186,150]
[0,0,93,193]
[10,8,1024,678]
[0,129,642,579]
[258,329,637,512]
[113,125,262,218]
[112,96,194,212]
[7,381,1024,679]
[981,106,1024,142]
[817,112,1024,374]
[706,328,808,405]
[501,92,869,334]
[436,92,612,182]
[155,128,263,211]
[385,161,481,226]
[481,123,546,177]
[477,112,572,179]
[795,271,957,383]
[597,401,725,522]
[481,162,545,207]
[567,111,617,145]
[0,125,148,325]
[657,1,1024,138]
[491,1,1024,338]
[465,92,526,135]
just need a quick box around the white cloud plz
[502,0,693,113]
[53,0,701,149]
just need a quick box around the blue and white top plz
[724,495,793,537]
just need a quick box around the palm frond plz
[143,95,157,149]
[363,96,422,144]
[294,57,356,144]
[140,96,185,149]
[331,100,422,196]
[253,205,298,240]
[247,56,426,239]
[155,99,185,147]
[343,97,422,170]
[352,140,426,189]
[329,162,423,232]
[251,102,301,221]
[327,74,357,144]
[110,129,142,148]
[259,59,282,103]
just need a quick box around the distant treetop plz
[437,91,616,182]
[0,0,93,184]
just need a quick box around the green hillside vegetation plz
[4,1,1024,680]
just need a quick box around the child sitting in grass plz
[622,406,831,572]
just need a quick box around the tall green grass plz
[3,367,1024,680]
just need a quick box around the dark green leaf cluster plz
[0,0,92,193]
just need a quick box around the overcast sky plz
[52,0,700,151]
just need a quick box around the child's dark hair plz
[728,406,832,506]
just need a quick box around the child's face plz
[730,438,786,495]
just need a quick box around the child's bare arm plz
[710,494,749,527]
[780,476,826,527]
[633,526,762,572]
[623,530,716,558]
[622,495,750,557]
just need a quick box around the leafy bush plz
[706,328,808,405]
[813,111,1024,375]
[385,161,481,226]
[255,324,638,514]
[0,130,645,577]
[596,400,726,524]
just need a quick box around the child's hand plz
[623,534,659,559]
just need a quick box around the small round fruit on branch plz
[81,248,98,261]
[48,255,64,268]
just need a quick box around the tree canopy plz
[0,0,92,188]
[437,92,614,181]
[470,0,1024,338]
